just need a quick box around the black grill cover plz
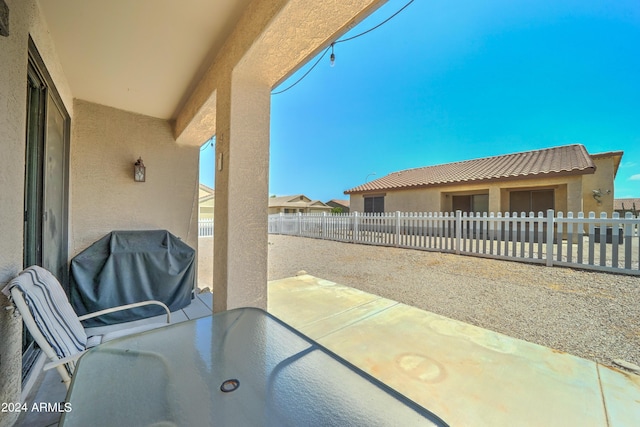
[70,230,195,326]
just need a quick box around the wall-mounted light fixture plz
[0,1,9,37]
[592,188,611,205]
[134,157,146,182]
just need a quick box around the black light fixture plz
[0,0,9,37]
[134,157,146,182]
[330,43,335,67]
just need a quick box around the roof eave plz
[344,168,595,195]
[591,151,624,177]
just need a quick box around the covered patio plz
[0,1,386,424]
[4,2,639,426]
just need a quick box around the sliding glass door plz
[22,38,70,381]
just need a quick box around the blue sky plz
[201,0,640,201]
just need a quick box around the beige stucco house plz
[614,198,640,217]
[345,145,623,216]
[268,195,333,214]
[326,199,351,213]
[199,184,215,220]
[0,1,386,421]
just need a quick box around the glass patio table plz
[60,307,447,426]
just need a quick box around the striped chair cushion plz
[9,266,87,361]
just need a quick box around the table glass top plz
[61,307,447,426]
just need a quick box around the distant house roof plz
[199,183,215,202]
[614,198,640,211]
[327,199,350,208]
[268,195,331,210]
[345,144,598,194]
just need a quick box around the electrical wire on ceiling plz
[334,0,415,45]
[271,0,415,95]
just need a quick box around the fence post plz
[624,212,633,269]
[297,212,302,235]
[353,212,359,243]
[455,210,462,255]
[395,211,401,247]
[546,209,554,267]
[599,212,608,266]
[321,212,326,239]
[279,213,283,234]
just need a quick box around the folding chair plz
[4,265,171,388]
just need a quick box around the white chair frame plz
[10,286,171,389]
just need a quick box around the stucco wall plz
[582,156,616,215]
[197,237,214,289]
[70,100,199,257]
[199,200,215,220]
[385,188,440,212]
[349,175,587,215]
[0,2,73,424]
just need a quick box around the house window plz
[510,189,554,214]
[364,196,384,213]
[452,194,489,214]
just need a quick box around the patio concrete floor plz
[17,278,640,426]
[268,274,640,427]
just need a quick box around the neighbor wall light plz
[134,157,146,182]
[592,188,611,205]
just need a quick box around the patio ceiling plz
[37,0,253,120]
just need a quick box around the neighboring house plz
[326,199,350,213]
[199,184,215,220]
[268,195,333,214]
[345,144,623,215]
[614,198,640,216]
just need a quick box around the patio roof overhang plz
[37,0,255,121]
[36,0,387,146]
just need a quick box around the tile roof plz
[199,183,215,193]
[345,144,596,194]
[269,195,309,206]
[198,183,215,202]
[614,198,640,211]
[268,195,331,209]
[327,199,350,207]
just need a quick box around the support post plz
[212,76,270,312]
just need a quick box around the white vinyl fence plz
[198,218,214,237]
[268,210,640,276]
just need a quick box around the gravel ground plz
[268,235,640,370]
